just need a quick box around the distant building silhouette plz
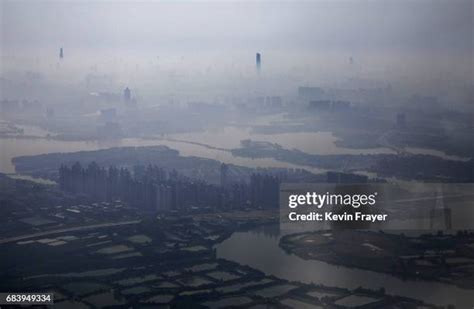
[59,47,63,59]
[59,162,288,212]
[156,184,173,211]
[298,86,324,100]
[123,87,131,104]
[220,163,229,187]
[430,186,452,230]
[256,53,261,73]
[250,174,279,209]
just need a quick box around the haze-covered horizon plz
[1,0,473,105]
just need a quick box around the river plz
[0,136,327,175]
[215,225,473,308]
[0,123,468,175]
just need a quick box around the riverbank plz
[216,225,473,308]
[280,230,474,290]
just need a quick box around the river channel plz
[215,225,473,308]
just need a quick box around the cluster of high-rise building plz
[59,162,282,212]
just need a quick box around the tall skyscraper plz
[256,53,261,73]
[123,87,131,104]
[220,163,229,187]
[59,47,63,59]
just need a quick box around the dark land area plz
[0,173,442,309]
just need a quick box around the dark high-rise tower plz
[59,47,63,59]
[220,163,229,187]
[256,53,261,73]
[123,87,131,104]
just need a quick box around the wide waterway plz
[0,124,468,175]
[215,225,473,308]
[0,136,327,175]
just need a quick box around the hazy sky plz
[1,0,472,54]
[1,0,472,103]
